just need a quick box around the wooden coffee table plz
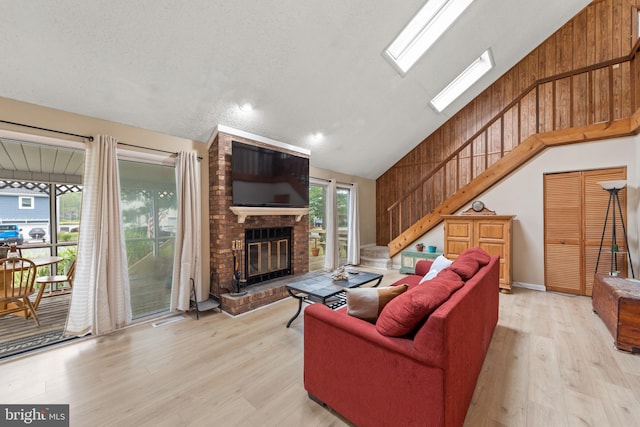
[285,269,382,327]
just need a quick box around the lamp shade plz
[598,180,627,190]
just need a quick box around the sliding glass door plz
[308,182,327,271]
[118,160,177,318]
[337,186,351,266]
[309,181,354,269]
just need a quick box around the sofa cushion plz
[376,270,463,337]
[418,255,453,283]
[449,247,491,280]
[460,247,491,264]
[346,285,409,322]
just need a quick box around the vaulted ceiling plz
[0,1,589,179]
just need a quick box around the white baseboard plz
[512,281,546,292]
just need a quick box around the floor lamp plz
[595,180,635,278]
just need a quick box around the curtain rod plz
[117,142,203,160]
[0,119,94,141]
[1,119,203,160]
[311,177,354,186]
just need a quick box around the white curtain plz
[347,183,360,265]
[65,135,132,336]
[171,151,202,311]
[323,179,338,270]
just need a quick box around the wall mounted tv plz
[231,140,309,208]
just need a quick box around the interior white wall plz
[394,135,639,288]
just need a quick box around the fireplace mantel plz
[229,206,309,223]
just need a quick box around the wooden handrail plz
[387,113,640,257]
[386,41,640,246]
[387,54,631,213]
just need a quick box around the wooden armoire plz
[544,167,627,296]
[443,213,514,293]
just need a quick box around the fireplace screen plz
[245,227,292,285]
[247,239,288,277]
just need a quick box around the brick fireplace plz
[209,129,310,315]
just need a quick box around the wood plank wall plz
[376,0,640,246]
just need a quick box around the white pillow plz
[418,255,453,284]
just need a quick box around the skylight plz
[384,0,474,75]
[430,48,493,112]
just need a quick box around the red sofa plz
[303,251,500,427]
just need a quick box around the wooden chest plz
[592,274,640,353]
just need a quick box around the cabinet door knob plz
[560,240,565,244]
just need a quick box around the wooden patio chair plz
[0,257,40,326]
[34,259,76,309]
[0,245,22,258]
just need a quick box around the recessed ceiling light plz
[311,132,324,141]
[430,48,493,112]
[384,0,474,75]
[238,102,253,112]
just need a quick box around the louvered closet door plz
[544,167,626,296]
[545,172,583,294]
[583,168,627,295]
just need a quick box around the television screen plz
[231,140,309,207]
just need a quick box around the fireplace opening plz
[244,227,292,285]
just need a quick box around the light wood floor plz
[0,268,639,426]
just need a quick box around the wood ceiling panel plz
[22,144,42,173]
[2,142,28,172]
[40,146,57,175]
[0,141,16,170]
[0,138,84,179]
[52,149,73,175]
[66,152,84,176]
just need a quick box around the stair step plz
[359,245,392,270]
[360,245,390,258]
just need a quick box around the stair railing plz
[386,42,640,245]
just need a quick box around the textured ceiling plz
[0,0,589,179]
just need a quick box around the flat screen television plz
[231,140,309,207]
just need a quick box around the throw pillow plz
[418,255,453,284]
[460,247,491,266]
[346,284,409,323]
[449,258,480,280]
[376,270,463,337]
[449,247,492,280]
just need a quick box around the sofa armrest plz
[414,259,433,276]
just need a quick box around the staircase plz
[385,44,640,258]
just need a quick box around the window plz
[384,0,475,74]
[19,196,34,209]
[430,48,494,112]
[0,180,81,273]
